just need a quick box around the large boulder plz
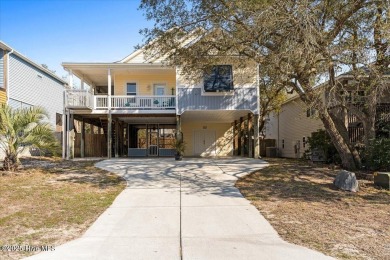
[334,170,359,192]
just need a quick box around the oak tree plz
[140,0,389,170]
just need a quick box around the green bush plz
[362,138,390,171]
[306,129,340,164]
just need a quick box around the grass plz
[0,158,126,259]
[236,158,390,260]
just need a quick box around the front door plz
[148,125,159,156]
[153,84,166,108]
[154,84,166,95]
[193,130,216,156]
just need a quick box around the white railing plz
[95,96,108,109]
[110,95,175,109]
[66,93,175,110]
[66,89,93,108]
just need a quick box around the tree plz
[258,68,287,134]
[0,105,59,171]
[140,0,389,170]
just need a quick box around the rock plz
[333,170,359,192]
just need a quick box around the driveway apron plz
[27,158,333,260]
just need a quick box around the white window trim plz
[125,82,138,96]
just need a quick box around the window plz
[355,90,365,103]
[126,83,137,96]
[56,113,62,132]
[56,113,62,126]
[203,65,233,92]
[306,107,316,117]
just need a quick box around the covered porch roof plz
[62,62,175,88]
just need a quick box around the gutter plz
[6,48,14,104]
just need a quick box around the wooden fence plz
[75,133,107,157]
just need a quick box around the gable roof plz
[118,27,207,64]
[0,41,67,85]
[119,48,148,64]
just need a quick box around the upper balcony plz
[177,87,258,115]
[65,89,175,113]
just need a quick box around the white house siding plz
[266,99,324,158]
[8,54,64,130]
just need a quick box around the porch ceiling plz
[181,110,253,123]
[62,63,175,87]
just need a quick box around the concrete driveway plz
[28,158,333,260]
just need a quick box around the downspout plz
[6,48,14,104]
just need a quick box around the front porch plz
[61,62,179,159]
[66,89,176,112]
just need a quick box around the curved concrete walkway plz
[28,158,333,260]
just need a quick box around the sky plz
[0,0,152,79]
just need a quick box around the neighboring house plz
[265,75,390,158]
[0,41,67,158]
[0,41,67,130]
[265,98,324,158]
[62,47,260,159]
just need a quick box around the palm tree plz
[0,105,59,171]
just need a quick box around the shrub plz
[0,105,60,171]
[306,129,340,164]
[362,138,390,171]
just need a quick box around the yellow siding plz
[114,71,176,96]
[0,91,6,105]
[182,122,233,156]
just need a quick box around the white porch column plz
[107,69,112,158]
[81,77,85,90]
[68,69,74,89]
